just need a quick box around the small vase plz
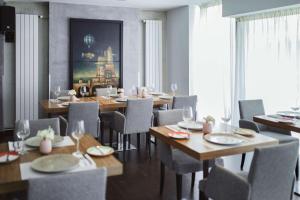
[203,122,213,135]
[40,138,52,154]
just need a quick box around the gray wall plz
[166,6,189,95]
[223,0,300,16]
[49,3,139,93]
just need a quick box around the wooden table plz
[254,115,300,133]
[150,123,278,200]
[0,134,123,194]
[40,96,172,115]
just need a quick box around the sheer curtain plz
[190,2,236,123]
[237,9,300,113]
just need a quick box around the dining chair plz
[96,88,118,96]
[60,102,100,139]
[238,99,298,172]
[28,168,107,200]
[111,98,154,161]
[14,118,60,140]
[199,141,298,200]
[172,95,197,120]
[157,109,223,200]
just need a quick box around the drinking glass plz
[72,120,85,157]
[291,97,300,112]
[80,86,87,97]
[54,86,61,102]
[182,106,193,133]
[171,83,178,96]
[221,106,231,133]
[107,85,113,99]
[16,120,30,155]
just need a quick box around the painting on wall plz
[70,19,123,96]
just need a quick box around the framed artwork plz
[70,18,123,96]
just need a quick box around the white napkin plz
[165,125,186,132]
[20,154,96,180]
[8,136,75,152]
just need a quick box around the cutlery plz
[12,142,16,152]
[79,155,89,166]
[83,154,93,165]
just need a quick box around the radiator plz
[15,14,39,121]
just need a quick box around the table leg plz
[200,160,209,200]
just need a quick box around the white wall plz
[223,0,300,17]
[166,6,190,95]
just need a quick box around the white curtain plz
[237,9,300,113]
[190,3,236,123]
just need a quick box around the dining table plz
[0,134,123,195]
[40,95,173,116]
[150,123,278,200]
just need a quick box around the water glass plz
[171,83,178,96]
[107,85,113,99]
[16,120,30,155]
[54,86,61,102]
[221,106,231,132]
[72,120,85,157]
[182,106,193,133]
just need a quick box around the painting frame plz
[69,18,123,96]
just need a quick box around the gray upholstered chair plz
[199,141,298,200]
[60,102,100,139]
[238,99,298,171]
[28,168,107,200]
[14,118,60,140]
[157,110,223,200]
[111,98,153,161]
[172,95,198,120]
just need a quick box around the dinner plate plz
[31,154,79,173]
[277,111,300,118]
[234,128,255,137]
[204,133,244,145]
[57,96,71,101]
[149,92,165,96]
[115,98,128,102]
[109,94,120,98]
[168,132,190,139]
[159,95,173,100]
[25,135,64,147]
[86,146,114,157]
[177,121,203,130]
[0,152,19,164]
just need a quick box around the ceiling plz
[6,0,210,11]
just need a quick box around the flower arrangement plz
[68,89,77,96]
[203,115,215,125]
[37,127,55,141]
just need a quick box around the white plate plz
[149,92,165,96]
[0,152,19,164]
[204,133,244,145]
[177,121,203,130]
[115,98,128,102]
[159,95,173,100]
[86,146,114,157]
[109,94,120,98]
[234,128,255,137]
[277,111,300,118]
[57,96,71,101]
[25,135,64,147]
[31,154,79,173]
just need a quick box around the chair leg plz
[100,121,104,144]
[109,128,113,147]
[191,172,195,191]
[147,132,151,159]
[241,153,246,171]
[137,133,140,150]
[160,162,165,195]
[123,134,127,162]
[176,174,182,200]
[296,157,299,180]
[128,135,131,149]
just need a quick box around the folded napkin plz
[8,136,75,152]
[165,125,186,133]
[20,154,96,180]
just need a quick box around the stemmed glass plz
[16,120,30,155]
[182,106,193,133]
[107,85,113,100]
[72,120,85,157]
[291,97,300,112]
[54,86,61,102]
[221,106,231,133]
[171,83,178,96]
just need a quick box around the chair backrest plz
[67,102,99,137]
[14,118,60,140]
[248,141,299,200]
[157,109,183,126]
[28,168,107,200]
[96,88,117,97]
[172,95,197,119]
[125,98,153,134]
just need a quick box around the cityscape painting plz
[70,19,123,96]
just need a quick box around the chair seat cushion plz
[260,131,298,144]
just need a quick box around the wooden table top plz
[0,134,123,194]
[254,115,300,133]
[150,123,278,161]
[40,96,172,114]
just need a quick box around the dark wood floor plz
[0,131,300,200]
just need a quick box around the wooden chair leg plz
[123,135,127,162]
[109,128,113,147]
[137,133,140,150]
[160,162,165,195]
[191,172,195,191]
[241,153,246,171]
[296,157,299,180]
[176,174,182,200]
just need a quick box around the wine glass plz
[72,120,85,157]
[54,86,61,102]
[16,120,30,155]
[182,106,193,133]
[171,83,178,96]
[221,106,231,133]
[107,85,113,99]
[291,97,300,112]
